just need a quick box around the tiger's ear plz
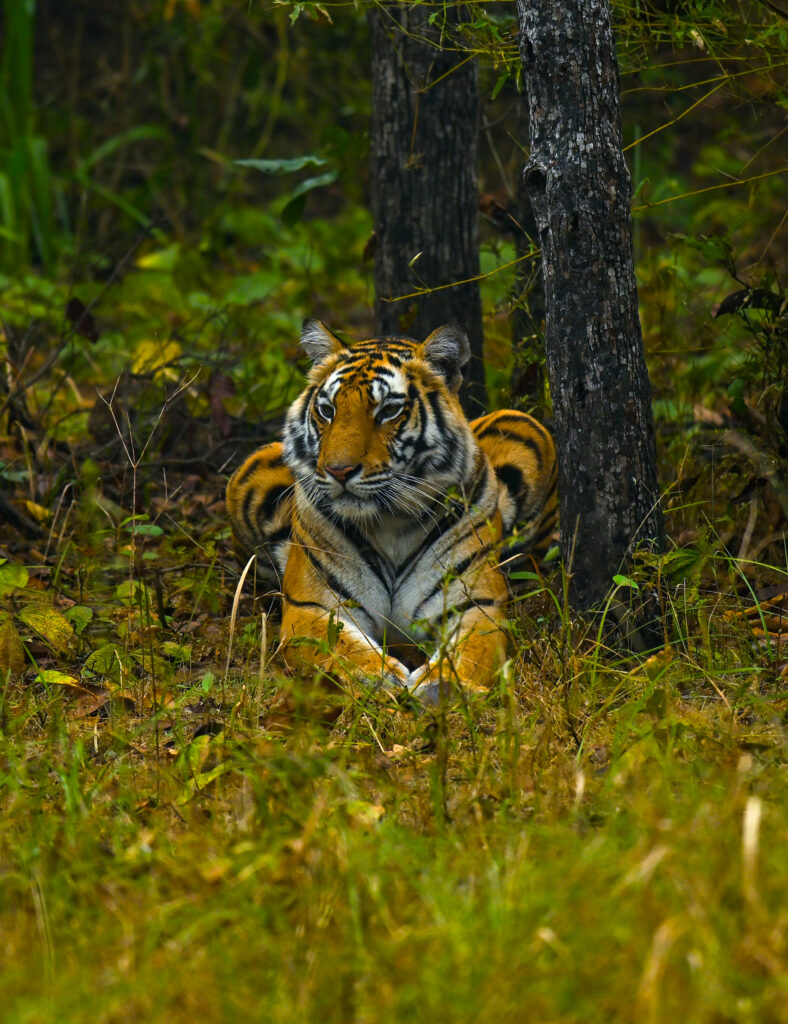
[300,318,346,363]
[420,324,470,393]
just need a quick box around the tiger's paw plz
[357,656,411,699]
[405,662,489,710]
[405,663,455,710]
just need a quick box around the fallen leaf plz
[17,604,75,653]
[0,616,25,675]
[36,669,86,690]
[21,500,52,523]
[69,693,110,717]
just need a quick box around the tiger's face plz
[283,320,477,523]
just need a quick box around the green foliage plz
[0,0,59,270]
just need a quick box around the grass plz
[0,558,786,1022]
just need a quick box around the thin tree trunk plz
[515,0,664,609]
[369,3,486,414]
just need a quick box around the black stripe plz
[397,504,467,577]
[288,426,309,463]
[266,524,292,544]
[479,431,545,471]
[298,542,356,605]
[283,592,327,611]
[415,544,493,615]
[232,453,268,489]
[396,460,489,579]
[495,463,526,500]
[334,516,393,592]
[411,392,431,456]
[426,390,446,436]
[260,484,290,524]
[477,411,549,435]
[446,598,499,615]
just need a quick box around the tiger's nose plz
[325,463,362,485]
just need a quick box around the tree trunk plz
[369,3,486,414]
[515,0,664,609]
[510,91,546,409]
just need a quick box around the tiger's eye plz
[377,399,405,423]
[315,396,335,421]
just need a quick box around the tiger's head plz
[283,319,478,523]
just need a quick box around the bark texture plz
[515,0,664,608]
[369,4,486,414]
[510,91,545,407]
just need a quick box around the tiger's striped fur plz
[226,320,557,704]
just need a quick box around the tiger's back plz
[471,410,558,579]
[226,441,293,587]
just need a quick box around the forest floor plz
[1,270,787,1023]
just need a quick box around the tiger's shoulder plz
[225,441,294,588]
[471,409,558,568]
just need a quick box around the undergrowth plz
[0,384,786,1021]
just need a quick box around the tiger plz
[226,319,557,706]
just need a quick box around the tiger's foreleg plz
[280,544,411,696]
[407,604,508,706]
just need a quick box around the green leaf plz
[161,640,192,663]
[726,377,746,416]
[119,514,149,527]
[17,603,74,652]
[0,560,28,597]
[201,671,215,693]
[78,126,168,174]
[281,193,307,227]
[35,669,81,688]
[224,271,278,306]
[178,761,233,803]
[234,155,329,175]
[64,605,93,635]
[0,461,29,484]
[133,523,163,537]
[490,72,509,101]
[136,244,182,272]
[613,574,639,591]
[281,169,338,225]
[116,579,154,607]
[509,570,540,581]
[84,644,140,684]
[287,169,338,202]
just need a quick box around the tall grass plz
[1,540,786,1022]
[0,0,56,272]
